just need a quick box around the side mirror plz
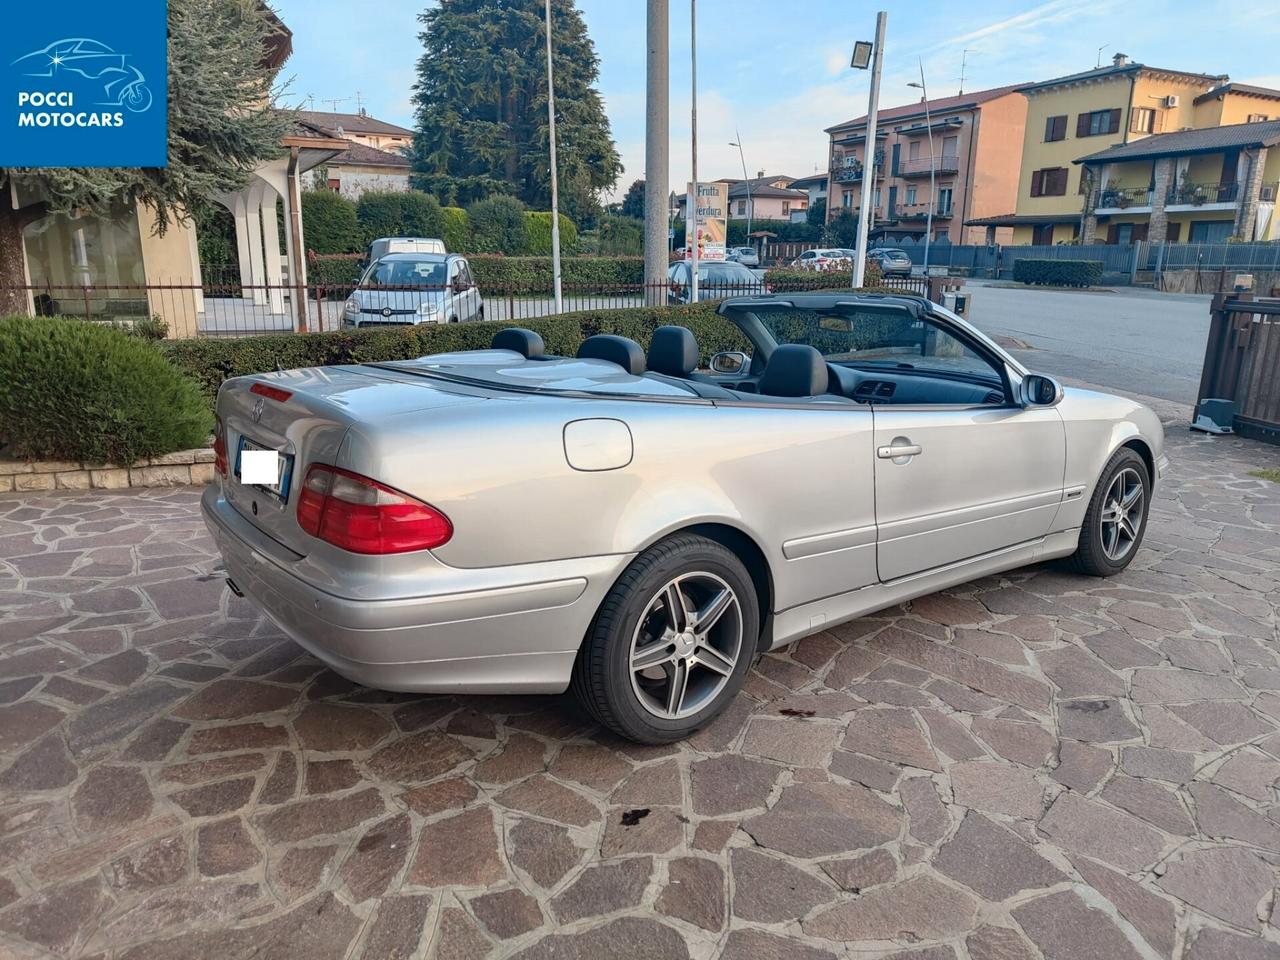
[710,351,750,375]
[1024,373,1063,406]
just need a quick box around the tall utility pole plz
[689,0,699,303]
[544,0,563,313]
[730,130,751,244]
[643,0,669,306]
[853,11,887,289]
[909,60,935,277]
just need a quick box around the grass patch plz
[1248,469,1280,483]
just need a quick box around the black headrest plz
[648,326,698,376]
[576,335,646,375]
[759,344,829,397]
[491,328,545,358]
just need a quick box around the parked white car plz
[793,248,853,272]
[342,253,483,327]
[727,246,760,268]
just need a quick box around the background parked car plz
[668,260,766,303]
[868,247,913,276]
[343,253,483,326]
[792,248,853,272]
[367,237,447,261]
[727,246,760,268]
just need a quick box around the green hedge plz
[442,206,469,252]
[300,190,361,254]
[1012,259,1103,287]
[1,317,212,464]
[356,191,445,240]
[525,212,579,256]
[468,255,643,291]
[163,303,747,401]
[764,260,885,290]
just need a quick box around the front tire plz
[1067,447,1150,576]
[572,534,759,744]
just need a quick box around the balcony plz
[897,155,960,178]
[1096,185,1152,213]
[892,201,953,221]
[1166,180,1239,208]
[832,150,885,184]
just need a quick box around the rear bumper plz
[201,486,630,694]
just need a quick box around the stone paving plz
[2,422,1280,959]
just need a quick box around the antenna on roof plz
[322,96,351,112]
[958,48,970,96]
[303,94,315,110]
[355,90,365,114]
[1095,43,1109,69]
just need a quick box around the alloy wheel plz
[1100,466,1144,561]
[628,572,743,720]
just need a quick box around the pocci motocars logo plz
[1,1,166,167]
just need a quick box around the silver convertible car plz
[203,293,1166,743]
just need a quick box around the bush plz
[765,259,885,289]
[1012,259,1103,287]
[0,317,212,464]
[525,212,579,256]
[467,195,528,254]
[301,189,361,254]
[441,206,470,252]
[356,191,445,243]
[308,253,365,290]
[467,255,643,291]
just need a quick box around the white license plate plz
[235,438,292,500]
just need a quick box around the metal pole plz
[853,11,887,289]
[734,131,752,242]
[918,60,934,278]
[644,0,669,306]
[544,0,563,313]
[689,0,699,303]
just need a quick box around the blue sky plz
[272,0,1280,200]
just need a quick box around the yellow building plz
[1077,120,1280,244]
[966,54,1231,244]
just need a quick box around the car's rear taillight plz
[296,464,452,554]
[251,382,293,403]
[213,415,228,477]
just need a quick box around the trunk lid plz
[217,364,487,556]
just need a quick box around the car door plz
[457,259,480,320]
[870,315,1066,582]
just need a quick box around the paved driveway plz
[1,423,1279,960]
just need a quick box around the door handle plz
[877,441,923,460]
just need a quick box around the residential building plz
[824,83,1028,244]
[727,174,808,222]
[967,55,1233,244]
[15,5,346,336]
[788,173,829,211]
[310,140,411,199]
[1076,119,1280,244]
[295,109,414,153]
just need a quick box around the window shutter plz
[1106,224,1119,244]
[1030,170,1044,196]
[1153,110,1164,133]
[1045,116,1055,141]
[1076,113,1091,137]
[1167,222,1181,242]
[1132,223,1149,241]
[1108,109,1122,134]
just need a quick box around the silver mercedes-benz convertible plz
[203,293,1167,743]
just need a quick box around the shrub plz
[307,253,365,290]
[441,206,470,252]
[467,195,528,253]
[0,317,212,464]
[1012,259,1103,287]
[765,259,885,290]
[301,189,361,254]
[525,212,579,256]
[467,255,643,292]
[356,191,445,242]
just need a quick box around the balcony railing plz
[832,149,885,183]
[1167,181,1239,206]
[1096,186,1152,209]
[892,202,954,220]
[898,155,960,178]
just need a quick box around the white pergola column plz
[244,186,268,306]
[255,181,285,314]
[228,193,254,296]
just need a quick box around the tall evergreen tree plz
[620,179,645,220]
[409,0,621,222]
[0,0,289,314]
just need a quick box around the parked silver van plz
[367,237,447,261]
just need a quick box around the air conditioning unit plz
[1164,95,1180,108]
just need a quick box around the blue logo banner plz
[1,0,168,167]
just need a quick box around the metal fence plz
[3,274,931,339]
[1195,293,1280,445]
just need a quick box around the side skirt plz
[767,528,1081,649]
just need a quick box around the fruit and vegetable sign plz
[685,181,727,261]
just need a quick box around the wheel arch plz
[1120,436,1155,481]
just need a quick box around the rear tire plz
[1067,447,1150,577]
[572,534,758,744]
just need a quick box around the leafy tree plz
[824,210,859,247]
[0,0,289,313]
[525,211,577,255]
[620,179,645,220]
[467,195,528,253]
[301,190,360,254]
[409,0,621,222]
[808,197,826,226]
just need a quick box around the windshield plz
[754,306,999,379]
[363,259,447,287]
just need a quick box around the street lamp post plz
[689,0,699,303]
[543,0,563,313]
[908,64,935,278]
[852,12,887,289]
[729,132,751,246]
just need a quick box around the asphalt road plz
[961,281,1213,407]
